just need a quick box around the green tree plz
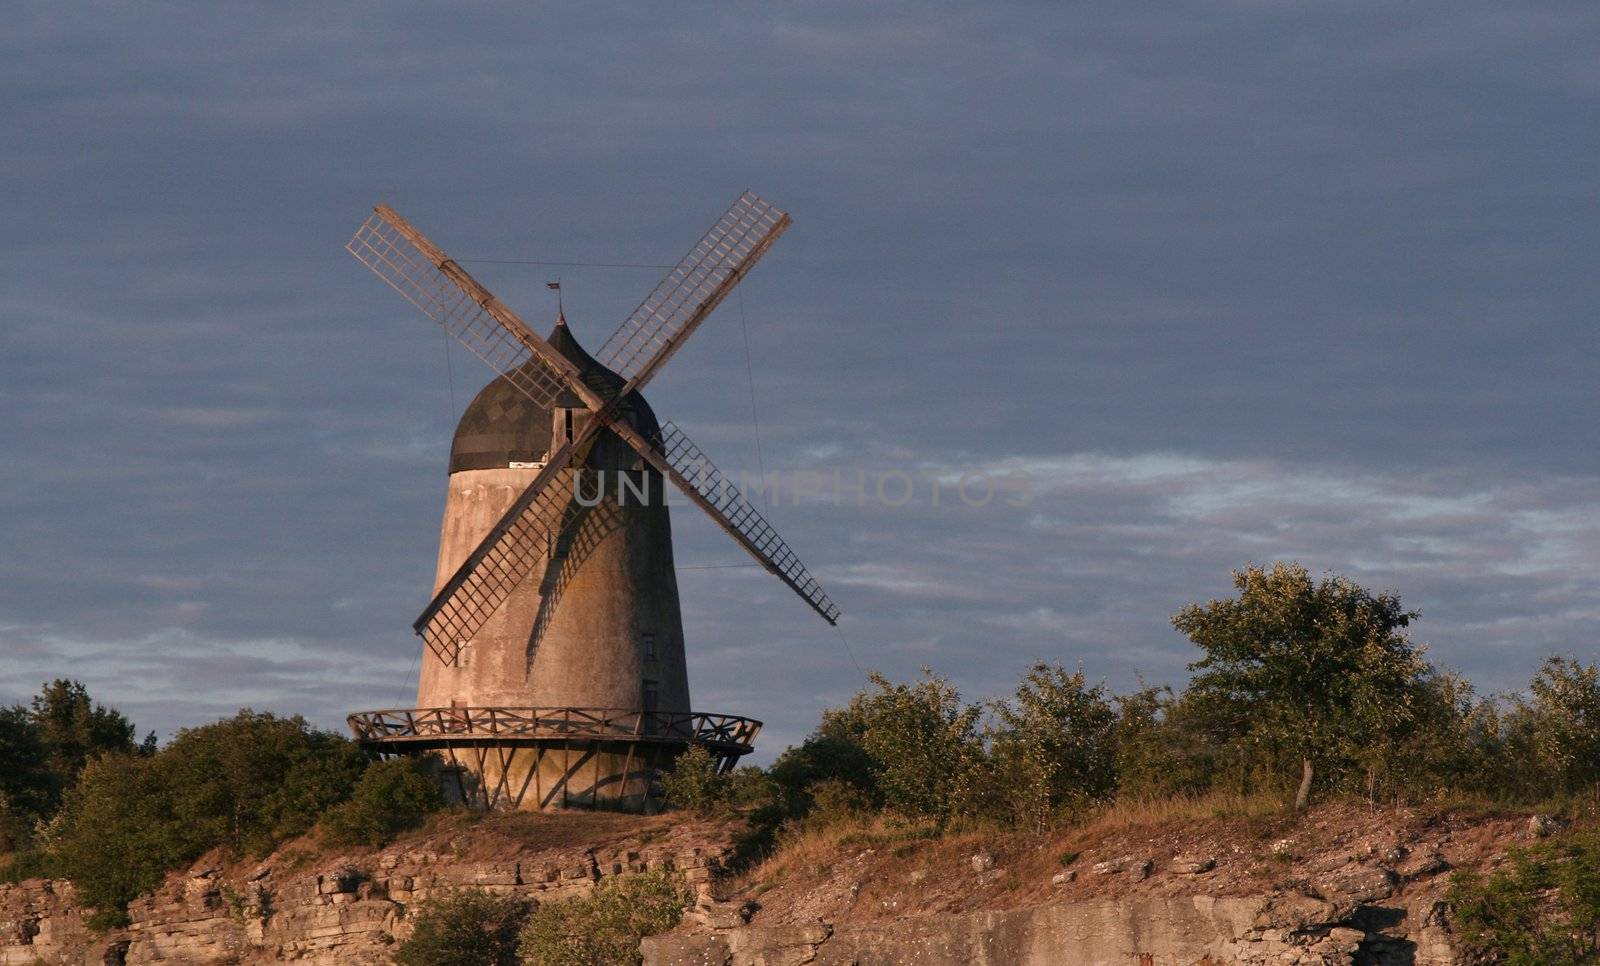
[48,754,184,926]
[0,706,52,842]
[1524,656,1600,798]
[988,664,1117,828]
[43,711,367,922]
[1173,562,1430,811]
[320,757,445,847]
[29,680,138,779]
[837,671,985,823]
[156,711,367,857]
[0,681,144,845]
[768,716,880,815]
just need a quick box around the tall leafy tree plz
[29,679,139,781]
[988,664,1117,828]
[0,707,51,845]
[1172,562,1430,810]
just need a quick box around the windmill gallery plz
[342,193,839,813]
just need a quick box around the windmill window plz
[642,632,657,661]
[642,680,659,713]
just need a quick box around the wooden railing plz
[346,706,761,754]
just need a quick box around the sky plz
[2,2,1597,758]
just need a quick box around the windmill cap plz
[446,318,659,474]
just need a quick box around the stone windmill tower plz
[344,193,839,811]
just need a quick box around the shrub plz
[661,746,733,815]
[321,757,445,847]
[393,889,530,966]
[988,664,1117,828]
[772,671,985,826]
[46,711,366,921]
[518,869,692,966]
[157,710,367,857]
[805,778,873,828]
[1448,829,1600,963]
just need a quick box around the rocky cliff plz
[0,805,1541,965]
[648,804,1531,966]
[0,811,739,964]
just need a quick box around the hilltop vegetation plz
[6,560,1600,959]
[0,703,442,927]
[672,564,1600,837]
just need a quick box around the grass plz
[1076,791,1290,834]
[736,789,1301,895]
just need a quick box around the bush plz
[805,778,873,828]
[393,889,530,966]
[771,671,985,826]
[518,869,692,966]
[1448,829,1600,963]
[157,710,367,857]
[661,746,732,815]
[321,757,445,847]
[988,664,1117,828]
[46,711,366,921]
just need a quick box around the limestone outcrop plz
[0,813,736,964]
[0,805,1538,965]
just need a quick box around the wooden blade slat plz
[347,206,603,413]
[597,191,790,393]
[413,437,596,664]
[613,420,840,625]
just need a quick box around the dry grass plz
[1077,790,1290,834]
[743,790,1292,889]
[745,813,938,884]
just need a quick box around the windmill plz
[344,192,839,811]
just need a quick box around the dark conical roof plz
[447,317,659,473]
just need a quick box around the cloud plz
[2,1,1598,760]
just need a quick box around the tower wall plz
[415,464,691,717]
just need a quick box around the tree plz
[0,706,52,837]
[29,680,138,781]
[1172,562,1430,811]
[156,711,367,857]
[0,681,141,839]
[320,757,445,847]
[44,711,368,922]
[988,664,1117,828]
[832,671,985,823]
[1526,656,1600,795]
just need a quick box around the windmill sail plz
[598,191,790,393]
[414,445,596,664]
[348,205,586,410]
[634,421,840,625]
[351,193,840,669]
